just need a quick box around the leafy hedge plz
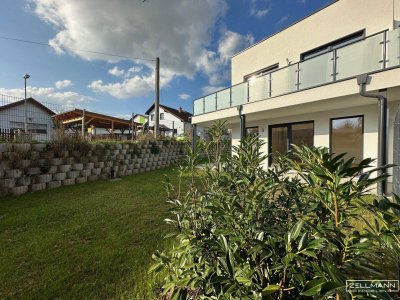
[151,135,400,300]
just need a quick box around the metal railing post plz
[268,73,272,97]
[229,88,232,107]
[296,63,300,91]
[332,49,338,82]
[381,31,388,69]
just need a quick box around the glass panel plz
[193,98,204,115]
[271,126,288,162]
[204,94,216,113]
[299,52,333,89]
[331,116,363,163]
[292,122,314,147]
[217,88,231,110]
[270,64,298,97]
[246,126,259,137]
[387,28,400,67]
[231,82,248,106]
[336,34,383,80]
[249,75,269,102]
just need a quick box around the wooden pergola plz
[53,109,139,137]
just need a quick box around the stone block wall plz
[0,141,185,197]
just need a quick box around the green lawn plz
[0,168,178,299]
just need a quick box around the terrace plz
[193,27,400,116]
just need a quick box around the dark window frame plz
[301,30,365,61]
[244,63,279,82]
[160,113,164,120]
[329,115,364,161]
[268,120,314,166]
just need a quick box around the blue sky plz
[0,0,333,119]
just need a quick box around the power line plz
[0,35,156,62]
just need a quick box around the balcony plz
[193,28,400,116]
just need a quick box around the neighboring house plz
[133,114,148,126]
[192,0,400,193]
[145,104,193,136]
[0,97,55,142]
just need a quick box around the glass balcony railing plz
[193,28,400,116]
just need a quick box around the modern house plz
[0,97,55,142]
[145,104,193,137]
[191,0,400,194]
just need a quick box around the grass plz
[0,167,180,299]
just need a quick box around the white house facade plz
[191,0,400,194]
[0,98,55,142]
[146,104,192,136]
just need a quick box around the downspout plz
[237,105,246,142]
[357,74,387,196]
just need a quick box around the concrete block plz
[30,183,46,192]
[132,169,139,174]
[72,163,84,171]
[13,143,31,152]
[101,167,111,174]
[85,162,94,169]
[32,143,47,151]
[117,171,125,177]
[92,168,101,175]
[53,173,67,181]
[76,177,87,184]
[26,167,40,176]
[11,186,28,196]
[125,170,133,176]
[67,171,80,179]
[62,178,75,186]
[0,178,15,189]
[5,169,22,178]
[20,160,31,169]
[59,165,71,172]
[47,181,61,189]
[95,161,105,168]
[17,177,31,186]
[51,158,64,166]
[65,158,75,164]
[48,166,58,174]
[99,174,108,180]
[36,174,53,183]
[81,169,91,177]
[87,175,99,182]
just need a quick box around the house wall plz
[232,0,398,85]
[230,100,400,188]
[0,102,55,142]
[148,107,189,136]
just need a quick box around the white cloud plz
[30,0,228,79]
[250,0,271,18]
[298,0,306,4]
[108,66,125,77]
[202,85,226,95]
[276,15,290,28]
[0,85,91,107]
[55,79,73,89]
[178,94,191,100]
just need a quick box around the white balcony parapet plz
[193,28,400,116]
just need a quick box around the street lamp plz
[23,74,30,135]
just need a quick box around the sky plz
[0,0,333,119]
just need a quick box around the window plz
[160,113,164,120]
[151,114,154,121]
[301,30,365,60]
[10,121,47,134]
[269,121,314,164]
[246,126,259,137]
[330,116,363,163]
[244,64,279,82]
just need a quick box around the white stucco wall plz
[232,0,399,84]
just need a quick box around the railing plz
[193,27,400,116]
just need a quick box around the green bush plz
[151,136,399,299]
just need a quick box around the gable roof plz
[145,104,192,122]
[0,97,56,115]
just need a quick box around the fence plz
[0,94,73,143]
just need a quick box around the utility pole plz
[131,112,134,141]
[23,74,30,136]
[154,57,160,139]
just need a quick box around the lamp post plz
[23,74,30,135]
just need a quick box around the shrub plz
[150,141,160,155]
[151,135,399,300]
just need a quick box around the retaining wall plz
[0,141,185,197]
